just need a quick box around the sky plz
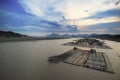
[0,0,120,36]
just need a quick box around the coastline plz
[0,37,119,43]
[0,37,69,42]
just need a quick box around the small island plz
[48,47,114,74]
[63,38,112,49]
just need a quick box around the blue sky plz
[0,0,120,36]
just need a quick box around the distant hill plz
[0,31,27,38]
[0,31,119,42]
[46,33,61,38]
[89,34,120,42]
[46,33,120,42]
[46,33,71,38]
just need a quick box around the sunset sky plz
[0,0,120,36]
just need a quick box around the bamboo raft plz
[48,48,114,74]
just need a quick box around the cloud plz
[19,0,63,19]
[0,9,79,36]
[19,0,119,19]
[0,0,120,36]
[84,8,120,19]
[78,29,108,34]
[80,21,120,34]
[87,21,120,29]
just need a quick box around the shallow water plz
[0,38,120,80]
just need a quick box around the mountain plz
[46,33,61,38]
[46,33,71,38]
[89,34,120,42]
[46,33,120,42]
[0,31,27,38]
[1,31,119,42]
